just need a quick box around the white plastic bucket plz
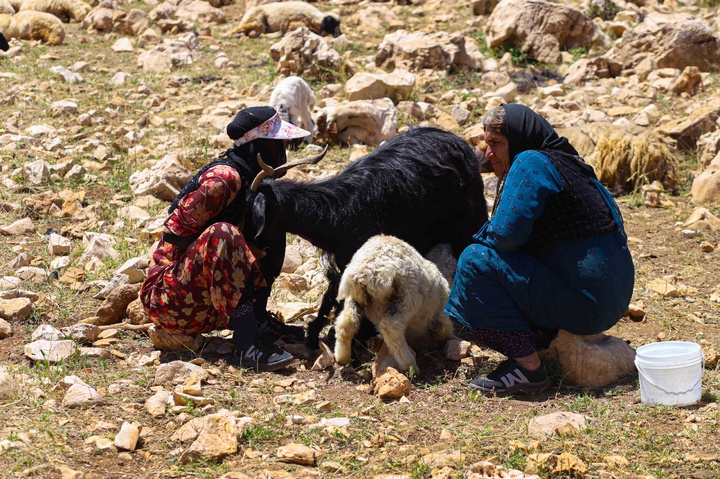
[634,341,704,406]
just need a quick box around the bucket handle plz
[635,358,705,396]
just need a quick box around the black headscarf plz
[503,103,596,178]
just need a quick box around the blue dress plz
[444,151,635,335]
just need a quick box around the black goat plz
[0,32,9,52]
[248,127,488,350]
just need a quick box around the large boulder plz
[375,30,482,72]
[538,330,636,386]
[691,166,720,205]
[344,70,415,102]
[602,14,720,73]
[315,98,397,146]
[270,27,351,81]
[485,0,607,64]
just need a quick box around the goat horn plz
[250,153,275,192]
[249,146,330,192]
[272,144,329,176]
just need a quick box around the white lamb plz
[270,76,315,144]
[334,235,455,374]
[229,1,341,38]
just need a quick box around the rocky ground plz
[1,0,720,477]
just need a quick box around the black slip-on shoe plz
[469,358,550,395]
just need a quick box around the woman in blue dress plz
[445,104,634,395]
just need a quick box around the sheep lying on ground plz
[0,0,14,14]
[270,76,316,144]
[230,1,341,37]
[19,0,90,22]
[334,235,455,374]
[0,10,65,44]
[0,31,8,49]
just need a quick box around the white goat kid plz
[334,235,455,374]
[270,76,315,144]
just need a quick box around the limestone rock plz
[486,0,607,64]
[31,324,62,341]
[526,452,587,477]
[180,414,238,463]
[0,367,18,399]
[0,217,36,236]
[444,339,472,361]
[145,390,170,418]
[48,233,72,256]
[528,411,586,436]
[63,383,106,408]
[315,98,397,146]
[270,27,350,81]
[0,297,33,322]
[24,340,77,363]
[114,422,141,451]
[422,450,466,468]
[681,208,720,232]
[603,16,720,73]
[61,323,100,343]
[373,367,411,401]
[344,70,415,102]
[126,298,150,325]
[376,30,481,72]
[95,283,141,325]
[155,361,209,386]
[129,156,193,200]
[0,318,11,338]
[175,0,225,24]
[281,246,303,274]
[656,100,720,151]
[538,330,635,386]
[79,235,119,263]
[277,443,317,465]
[691,167,720,205]
[115,257,148,284]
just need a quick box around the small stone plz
[0,318,11,338]
[24,340,77,363]
[48,233,72,256]
[528,411,587,437]
[0,367,18,399]
[155,361,209,386]
[700,241,715,253]
[114,422,141,451]
[444,339,472,361]
[63,383,106,408]
[0,297,33,322]
[31,324,62,341]
[277,443,317,465]
[145,390,170,418]
[0,217,36,235]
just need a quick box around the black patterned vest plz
[162,148,254,250]
[523,149,617,256]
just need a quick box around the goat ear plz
[251,192,268,242]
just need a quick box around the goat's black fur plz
[0,32,9,52]
[248,127,488,349]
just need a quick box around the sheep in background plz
[0,0,14,14]
[334,236,455,374]
[0,11,65,45]
[270,76,315,144]
[229,1,341,38]
[0,31,8,49]
[19,0,90,22]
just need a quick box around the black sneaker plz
[236,343,295,372]
[469,359,551,395]
[257,311,306,343]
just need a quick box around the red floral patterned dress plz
[140,165,266,335]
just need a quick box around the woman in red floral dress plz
[141,106,311,372]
